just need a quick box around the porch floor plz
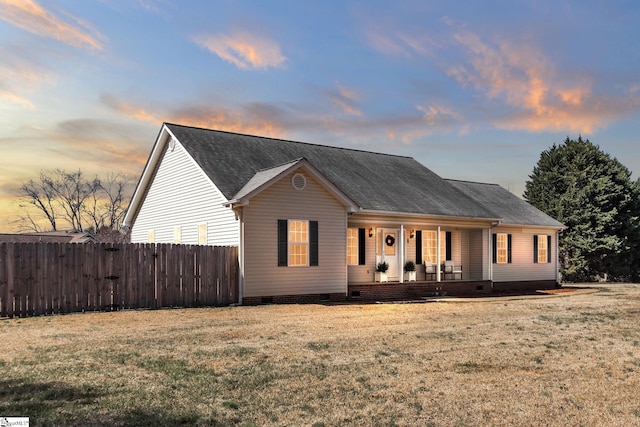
[347,279,493,301]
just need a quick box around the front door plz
[381,229,398,280]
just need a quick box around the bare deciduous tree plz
[16,169,134,234]
[19,171,59,231]
[100,171,130,229]
[84,172,130,232]
[48,169,100,232]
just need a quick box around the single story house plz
[123,123,565,304]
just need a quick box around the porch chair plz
[444,260,463,280]
[424,262,437,281]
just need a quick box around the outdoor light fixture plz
[410,229,415,239]
[369,227,374,238]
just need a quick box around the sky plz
[1,0,640,232]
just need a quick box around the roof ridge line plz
[255,158,305,173]
[164,122,414,160]
[446,178,500,186]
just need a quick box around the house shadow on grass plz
[0,378,229,426]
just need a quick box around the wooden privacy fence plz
[0,242,238,318]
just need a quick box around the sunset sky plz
[1,0,639,232]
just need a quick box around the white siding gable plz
[130,139,238,245]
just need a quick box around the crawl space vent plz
[291,173,306,190]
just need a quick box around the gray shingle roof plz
[0,231,100,243]
[165,123,561,227]
[446,179,565,228]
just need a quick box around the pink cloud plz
[325,84,363,116]
[0,50,51,109]
[0,0,104,51]
[446,30,621,133]
[193,31,287,70]
[101,94,285,138]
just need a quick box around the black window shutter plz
[507,234,513,264]
[310,221,319,266]
[533,235,538,264]
[492,233,497,264]
[358,228,366,265]
[445,231,452,261]
[278,220,288,266]
[416,230,422,264]
[547,235,552,263]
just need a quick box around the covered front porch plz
[347,216,495,285]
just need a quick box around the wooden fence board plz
[0,242,238,318]
[0,244,8,317]
[6,243,15,318]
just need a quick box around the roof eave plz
[356,208,503,223]
[497,222,567,231]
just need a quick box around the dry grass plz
[1,284,640,426]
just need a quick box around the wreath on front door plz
[385,235,395,247]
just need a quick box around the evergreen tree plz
[524,137,640,282]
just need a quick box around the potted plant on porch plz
[375,261,389,283]
[404,260,416,282]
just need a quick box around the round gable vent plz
[291,173,307,190]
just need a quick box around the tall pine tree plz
[524,137,640,282]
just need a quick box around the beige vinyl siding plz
[242,168,347,297]
[130,140,238,245]
[492,227,557,282]
[467,229,484,280]
[459,229,470,280]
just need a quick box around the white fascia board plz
[495,222,567,231]
[123,124,172,227]
[355,208,502,224]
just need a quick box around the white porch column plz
[488,227,493,282]
[555,230,560,284]
[399,224,404,283]
[436,225,441,282]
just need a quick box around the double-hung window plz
[347,228,366,266]
[534,235,550,264]
[288,220,309,266]
[198,224,208,245]
[496,233,508,264]
[492,233,512,264]
[278,219,319,267]
[347,228,358,265]
[421,230,447,263]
